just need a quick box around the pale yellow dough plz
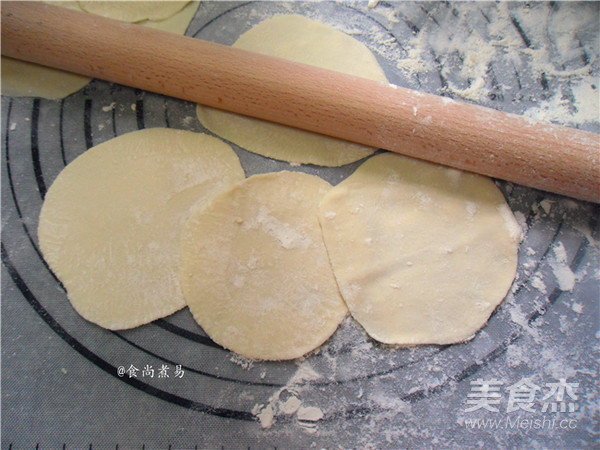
[1,57,91,100]
[196,15,388,167]
[38,128,244,330]
[1,1,199,99]
[181,172,348,360]
[319,153,521,345]
[141,1,199,34]
[78,1,188,22]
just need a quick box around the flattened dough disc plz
[1,57,91,100]
[196,15,388,167]
[319,153,521,345]
[38,128,244,330]
[78,1,189,22]
[181,171,348,360]
[142,1,199,34]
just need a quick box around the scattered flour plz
[508,301,539,340]
[230,353,254,370]
[571,302,583,314]
[289,361,322,384]
[553,242,569,264]
[550,262,576,292]
[530,274,547,295]
[252,361,324,431]
[245,206,314,250]
[550,242,576,292]
[182,115,196,126]
[101,102,116,112]
[368,1,599,126]
[524,79,599,126]
[574,223,600,247]
[498,204,524,242]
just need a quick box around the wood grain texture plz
[2,1,598,202]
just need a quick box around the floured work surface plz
[1,1,598,448]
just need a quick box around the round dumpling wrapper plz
[319,153,521,345]
[181,171,348,360]
[78,1,189,22]
[38,128,244,330]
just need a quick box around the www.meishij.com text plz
[464,415,577,430]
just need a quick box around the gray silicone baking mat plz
[2,1,599,448]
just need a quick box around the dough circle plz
[196,14,388,167]
[38,128,244,330]
[181,171,348,360]
[78,1,189,22]
[319,153,521,345]
[1,57,91,100]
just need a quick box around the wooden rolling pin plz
[2,1,599,202]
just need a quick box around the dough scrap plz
[1,1,199,99]
[196,15,388,167]
[38,128,244,330]
[181,171,348,360]
[319,153,521,345]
